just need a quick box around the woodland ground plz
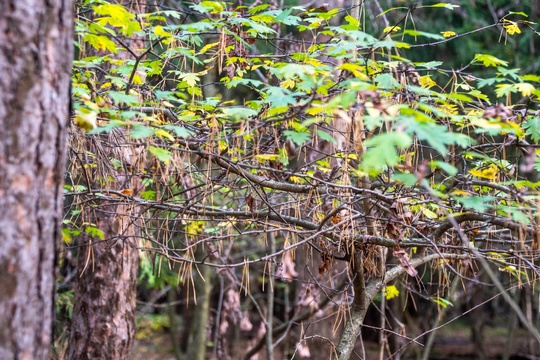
[132,319,538,360]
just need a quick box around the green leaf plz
[88,120,124,134]
[343,15,360,30]
[455,195,496,212]
[432,298,453,309]
[362,132,412,173]
[141,190,157,200]
[428,3,460,10]
[375,74,401,89]
[415,61,443,69]
[85,225,104,240]
[284,130,312,146]
[248,4,270,14]
[148,146,172,163]
[180,73,200,87]
[221,107,258,120]
[403,117,472,156]
[474,54,509,68]
[523,117,540,143]
[392,173,419,186]
[402,30,444,40]
[316,130,338,145]
[163,125,195,138]
[430,161,458,176]
[108,91,139,106]
[130,125,155,139]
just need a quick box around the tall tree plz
[66,1,146,359]
[0,0,73,359]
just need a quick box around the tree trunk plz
[66,202,140,359]
[66,1,146,358]
[0,0,73,359]
[186,255,213,360]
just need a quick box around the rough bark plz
[66,203,139,360]
[66,104,143,359]
[0,0,73,359]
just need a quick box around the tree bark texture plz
[0,0,73,359]
[66,202,140,360]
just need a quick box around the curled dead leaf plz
[393,246,418,277]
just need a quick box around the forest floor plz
[133,321,539,359]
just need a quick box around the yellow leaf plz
[155,129,175,141]
[438,103,458,115]
[198,42,219,55]
[515,82,535,97]
[383,25,401,34]
[422,207,438,219]
[337,63,368,80]
[154,25,173,38]
[441,31,456,38]
[185,220,204,236]
[62,229,72,244]
[289,176,303,184]
[304,58,324,67]
[384,285,400,300]
[451,189,471,196]
[280,79,295,89]
[503,121,525,138]
[132,73,144,85]
[94,4,140,36]
[255,154,280,162]
[469,164,498,180]
[83,34,118,53]
[419,75,436,89]
[75,109,97,132]
[504,22,521,35]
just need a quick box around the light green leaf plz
[429,3,459,10]
[474,54,509,67]
[362,132,412,173]
[164,125,195,138]
[148,146,172,163]
[284,130,312,146]
[432,298,453,309]
[523,117,540,143]
[180,73,200,87]
[130,125,155,139]
[430,161,458,176]
[222,107,258,120]
[85,225,104,240]
[402,30,445,40]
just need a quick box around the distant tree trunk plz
[66,1,146,358]
[186,255,213,360]
[65,95,144,357]
[65,200,140,359]
[0,0,73,359]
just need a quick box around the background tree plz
[0,0,73,359]
[66,1,146,359]
[61,1,540,359]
